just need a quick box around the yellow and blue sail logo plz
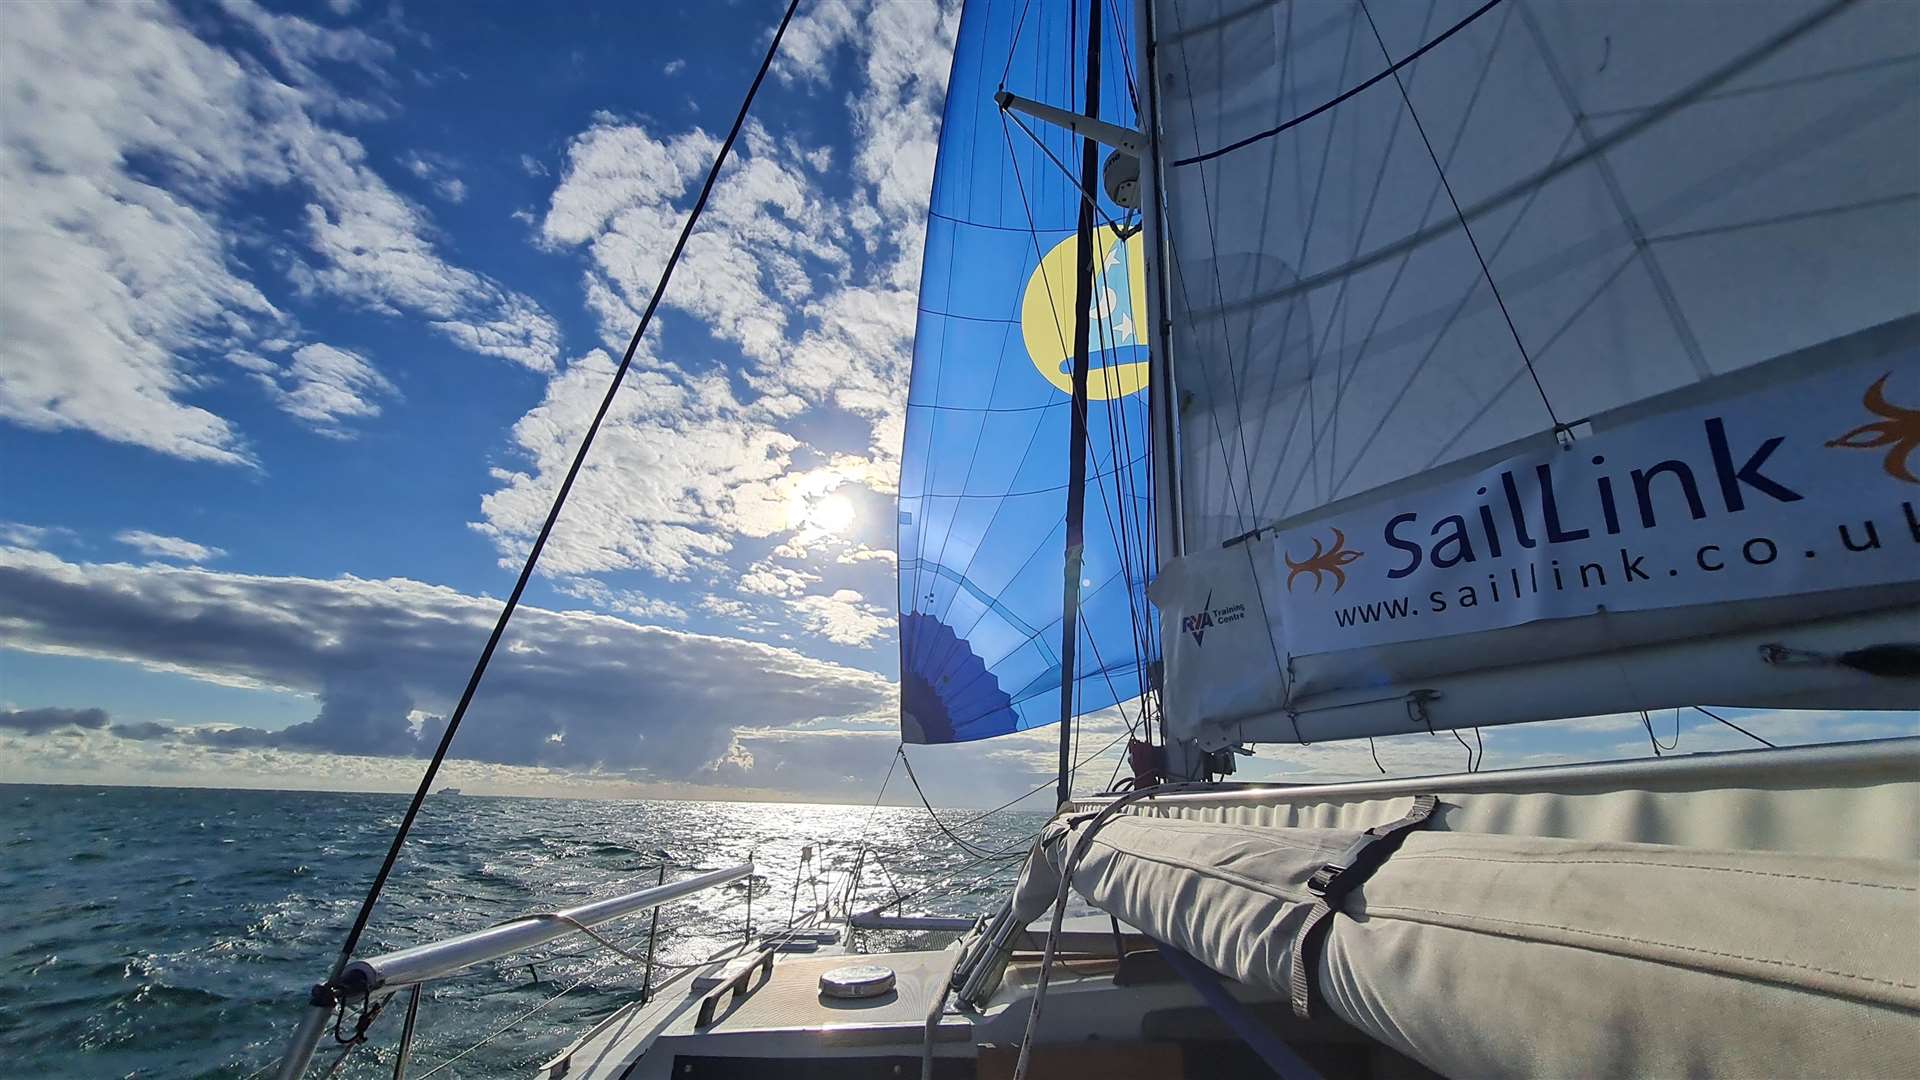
[1020,228,1150,399]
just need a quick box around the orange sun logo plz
[1284,528,1363,593]
[1827,372,1920,484]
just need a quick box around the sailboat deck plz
[670,949,965,1037]
[545,948,968,1078]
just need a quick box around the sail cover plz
[1000,739,1920,1079]
[1144,0,1920,741]
[897,1,1157,743]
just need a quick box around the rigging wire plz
[1319,119,1575,504]
[907,114,1152,733]
[1156,4,1302,731]
[1172,0,1506,168]
[322,0,804,982]
[897,748,1003,860]
[1191,0,1857,314]
[839,748,901,917]
[1641,708,1682,756]
[962,725,1135,828]
[1356,0,1562,433]
[412,880,810,1078]
[1694,706,1778,749]
[1001,111,1133,234]
[1102,0,1139,113]
[998,0,1037,88]
[1236,0,1464,515]
[1443,722,1474,764]
[880,726,1137,890]
[1141,10,1265,526]
[898,747,1038,861]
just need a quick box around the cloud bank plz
[0,547,893,781]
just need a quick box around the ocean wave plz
[0,782,1041,1078]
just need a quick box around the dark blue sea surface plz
[0,784,1043,1078]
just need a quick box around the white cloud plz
[541,116,846,366]
[838,545,896,566]
[774,0,861,85]
[554,577,689,622]
[401,150,468,203]
[217,0,392,94]
[0,546,894,778]
[0,522,76,549]
[789,589,890,646]
[114,530,227,564]
[740,561,819,598]
[250,342,398,433]
[662,59,687,77]
[474,350,804,579]
[477,2,955,614]
[0,0,559,465]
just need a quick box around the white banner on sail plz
[1271,356,1919,655]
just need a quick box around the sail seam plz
[1265,2,1521,520]
[1391,853,1916,892]
[1515,2,1710,381]
[1082,835,1320,904]
[1364,904,1920,993]
[1248,0,1448,519]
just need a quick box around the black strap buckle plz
[1307,863,1345,896]
[1289,794,1440,1020]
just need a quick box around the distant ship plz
[433,787,462,797]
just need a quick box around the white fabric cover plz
[1147,535,1290,732]
[1011,747,1920,1078]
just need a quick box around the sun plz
[806,494,856,536]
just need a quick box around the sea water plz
[0,783,1043,1078]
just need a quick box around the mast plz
[1056,0,1103,808]
[1138,0,1179,570]
[1135,0,1198,774]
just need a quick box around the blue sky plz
[1,0,1912,806]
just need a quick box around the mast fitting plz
[993,90,1144,156]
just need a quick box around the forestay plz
[897,0,1158,743]
[1144,0,1920,743]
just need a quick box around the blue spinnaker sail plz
[897,0,1155,745]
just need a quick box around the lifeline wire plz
[324,0,806,982]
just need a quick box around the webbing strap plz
[1288,794,1439,1019]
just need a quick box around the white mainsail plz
[1142,0,1920,747]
